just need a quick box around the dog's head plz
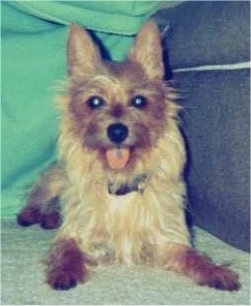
[65,22,173,171]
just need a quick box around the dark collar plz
[108,174,148,196]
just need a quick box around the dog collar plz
[108,174,148,196]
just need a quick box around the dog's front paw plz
[46,239,87,290]
[47,268,81,290]
[167,246,241,291]
[198,265,240,291]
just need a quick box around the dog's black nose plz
[107,123,129,144]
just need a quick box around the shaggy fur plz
[17,22,240,291]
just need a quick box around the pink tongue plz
[106,148,130,170]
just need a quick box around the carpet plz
[1,219,250,305]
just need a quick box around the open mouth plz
[105,147,131,170]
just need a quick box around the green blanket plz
[2,1,162,217]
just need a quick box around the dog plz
[17,21,240,291]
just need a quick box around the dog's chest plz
[107,192,137,211]
[85,190,155,265]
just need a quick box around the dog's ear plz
[67,24,101,77]
[128,21,164,80]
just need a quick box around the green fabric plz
[2,1,162,217]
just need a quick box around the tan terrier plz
[17,22,240,291]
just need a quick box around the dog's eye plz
[87,96,105,109]
[131,96,147,109]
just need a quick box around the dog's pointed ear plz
[128,21,164,80]
[67,24,101,77]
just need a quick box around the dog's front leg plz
[159,243,240,291]
[45,238,88,290]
